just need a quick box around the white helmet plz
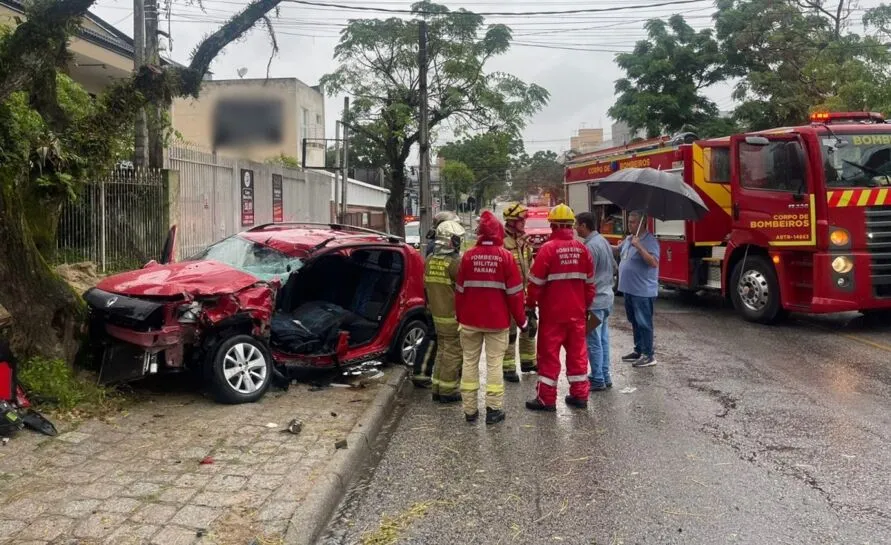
[436,219,465,239]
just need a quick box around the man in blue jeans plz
[575,212,617,391]
[617,211,660,367]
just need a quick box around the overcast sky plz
[89,0,881,156]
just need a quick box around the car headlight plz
[177,301,202,323]
[830,229,850,247]
[831,256,853,274]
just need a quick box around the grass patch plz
[360,501,450,545]
[18,356,123,416]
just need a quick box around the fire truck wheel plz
[209,335,273,404]
[730,255,783,324]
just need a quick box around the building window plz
[316,114,322,127]
[738,141,806,192]
[301,108,310,143]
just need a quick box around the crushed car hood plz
[96,260,260,297]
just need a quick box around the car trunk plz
[270,248,404,356]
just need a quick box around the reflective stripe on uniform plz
[455,284,465,293]
[505,284,523,295]
[538,376,557,387]
[520,353,536,360]
[547,272,590,282]
[528,274,546,286]
[432,316,457,325]
[567,374,588,383]
[486,383,505,395]
[460,381,480,392]
[463,280,508,290]
[425,276,452,285]
[586,275,595,284]
[439,379,459,390]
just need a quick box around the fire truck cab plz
[564,112,891,323]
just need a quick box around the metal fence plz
[55,145,389,272]
[56,168,167,272]
[166,145,334,260]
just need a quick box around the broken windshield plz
[822,132,891,188]
[186,235,302,282]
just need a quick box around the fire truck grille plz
[865,206,891,298]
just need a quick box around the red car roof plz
[239,224,401,256]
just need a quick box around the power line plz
[283,0,709,16]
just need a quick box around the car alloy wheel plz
[401,326,426,366]
[222,342,268,394]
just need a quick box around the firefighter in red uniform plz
[455,211,528,425]
[525,204,595,411]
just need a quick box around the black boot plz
[525,398,556,412]
[432,392,441,402]
[485,407,505,425]
[520,362,537,373]
[503,370,520,383]
[565,395,588,409]
[438,392,462,404]
[465,411,479,423]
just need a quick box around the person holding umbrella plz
[617,211,660,367]
[595,167,708,369]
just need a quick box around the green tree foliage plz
[320,1,549,234]
[511,150,564,200]
[609,15,728,138]
[440,160,475,198]
[715,0,891,129]
[0,0,286,362]
[437,131,522,211]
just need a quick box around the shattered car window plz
[187,236,302,281]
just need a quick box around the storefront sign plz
[272,174,283,223]
[240,169,255,226]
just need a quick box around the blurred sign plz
[272,174,283,223]
[213,96,283,150]
[240,169,255,226]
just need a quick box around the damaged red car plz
[84,223,432,404]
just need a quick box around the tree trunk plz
[387,161,407,237]
[0,179,84,363]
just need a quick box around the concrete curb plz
[284,365,409,545]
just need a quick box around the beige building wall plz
[0,3,134,95]
[570,128,605,154]
[171,78,326,166]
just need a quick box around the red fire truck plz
[564,112,891,323]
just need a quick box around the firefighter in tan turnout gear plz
[424,219,465,403]
[501,203,538,382]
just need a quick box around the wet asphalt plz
[319,292,891,545]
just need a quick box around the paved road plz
[320,293,891,545]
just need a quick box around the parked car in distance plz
[524,207,552,254]
[404,221,421,249]
[84,223,431,404]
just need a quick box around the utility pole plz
[145,0,164,168]
[341,96,350,223]
[133,0,147,167]
[417,20,432,237]
[334,121,341,224]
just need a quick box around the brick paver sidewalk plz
[0,371,391,545]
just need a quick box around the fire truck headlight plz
[831,256,854,274]
[830,229,850,246]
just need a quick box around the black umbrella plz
[595,167,708,222]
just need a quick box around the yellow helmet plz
[547,203,575,224]
[503,202,528,221]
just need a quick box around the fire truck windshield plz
[822,132,891,188]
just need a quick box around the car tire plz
[730,255,785,324]
[209,334,273,404]
[392,319,429,367]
